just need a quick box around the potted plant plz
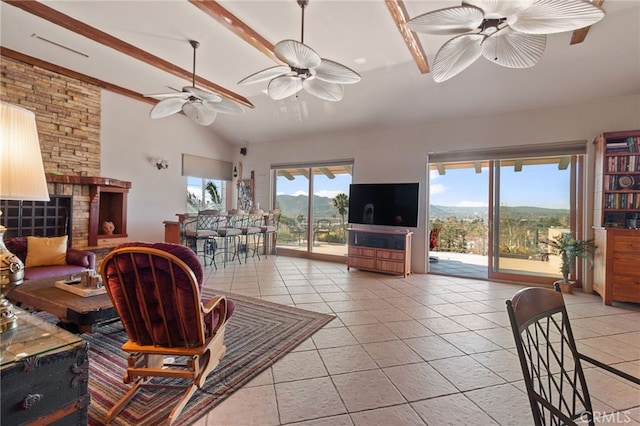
[542,232,597,294]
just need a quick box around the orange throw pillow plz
[25,236,68,267]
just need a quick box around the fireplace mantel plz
[46,174,131,247]
[46,174,131,189]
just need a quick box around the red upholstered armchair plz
[99,241,234,425]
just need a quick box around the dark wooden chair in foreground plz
[100,242,234,425]
[506,287,640,426]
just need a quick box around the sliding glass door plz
[429,151,584,284]
[273,161,353,258]
[489,156,578,283]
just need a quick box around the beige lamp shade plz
[0,102,50,201]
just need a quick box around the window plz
[186,177,226,213]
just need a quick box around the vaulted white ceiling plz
[1,0,638,145]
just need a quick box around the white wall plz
[240,94,640,274]
[99,92,640,273]
[100,90,235,243]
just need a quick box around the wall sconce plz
[233,166,238,178]
[156,159,169,170]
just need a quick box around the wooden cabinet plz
[347,229,412,277]
[593,228,640,305]
[593,129,640,304]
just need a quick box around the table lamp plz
[0,102,50,333]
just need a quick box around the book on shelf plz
[606,137,640,153]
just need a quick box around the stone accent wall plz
[1,55,101,248]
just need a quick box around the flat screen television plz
[348,182,419,228]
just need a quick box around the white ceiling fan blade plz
[432,33,484,82]
[145,91,190,101]
[481,28,546,68]
[464,0,536,19]
[267,76,304,100]
[183,86,222,102]
[303,78,344,102]
[274,40,322,69]
[149,97,187,119]
[406,6,484,35]
[203,98,244,114]
[510,0,605,35]
[314,59,361,84]
[238,65,291,85]
[182,102,217,126]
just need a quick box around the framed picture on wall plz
[238,178,254,211]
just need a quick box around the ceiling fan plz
[145,40,243,126]
[238,0,361,102]
[406,0,605,83]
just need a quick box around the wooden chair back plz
[101,242,207,347]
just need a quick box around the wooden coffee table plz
[8,276,117,333]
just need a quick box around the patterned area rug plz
[84,290,334,425]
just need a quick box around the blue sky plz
[430,164,570,209]
[275,163,571,209]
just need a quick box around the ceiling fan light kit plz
[407,0,605,82]
[238,0,360,102]
[145,40,243,126]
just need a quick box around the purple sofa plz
[4,237,96,280]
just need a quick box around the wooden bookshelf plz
[593,129,640,305]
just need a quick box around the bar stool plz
[243,210,263,261]
[213,211,242,267]
[183,210,218,268]
[260,209,280,257]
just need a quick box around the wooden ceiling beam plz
[570,0,605,45]
[188,0,280,63]
[384,0,429,74]
[3,0,254,108]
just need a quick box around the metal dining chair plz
[506,286,640,426]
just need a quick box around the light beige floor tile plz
[347,323,398,344]
[430,355,506,391]
[335,310,379,326]
[471,349,524,382]
[366,307,413,322]
[441,330,504,354]
[332,369,406,412]
[319,345,378,375]
[350,404,426,426]
[312,327,359,349]
[245,367,274,387]
[404,335,465,361]
[418,317,469,334]
[451,314,503,330]
[475,327,517,349]
[585,368,640,410]
[276,377,347,424]
[429,303,473,317]
[287,414,354,426]
[205,384,280,426]
[383,361,458,401]
[291,293,325,304]
[272,350,328,383]
[411,393,499,426]
[384,319,434,339]
[465,383,532,425]
[197,257,640,426]
[362,340,423,368]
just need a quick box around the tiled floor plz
[195,255,640,426]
